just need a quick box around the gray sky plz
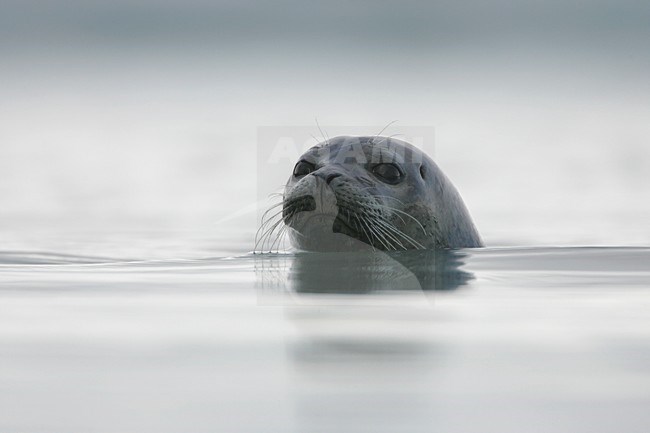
[2,0,650,51]
[1,0,649,245]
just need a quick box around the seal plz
[259,135,483,252]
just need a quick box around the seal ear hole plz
[419,165,426,179]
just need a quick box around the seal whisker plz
[377,204,428,236]
[259,197,287,220]
[341,199,426,250]
[315,118,330,146]
[350,191,409,222]
[364,217,395,251]
[255,205,291,246]
[353,214,376,251]
[256,214,289,253]
[274,224,292,253]
[254,220,278,252]
[264,219,287,252]
[371,120,398,144]
[260,202,286,223]
[377,222,420,250]
[374,133,405,147]
[372,224,400,250]
[345,209,363,235]
[372,221,407,250]
[345,190,408,225]
[339,204,399,250]
[339,206,374,246]
[363,196,409,225]
[367,224,391,250]
[378,219,425,249]
[270,224,289,252]
[375,218,425,249]
[263,205,289,221]
[374,221,402,251]
[256,215,281,238]
[369,194,406,206]
[309,134,324,147]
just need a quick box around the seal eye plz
[372,163,403,184]
[293,160,315,177]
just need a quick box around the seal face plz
[280,135,483,251]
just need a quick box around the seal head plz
[281,135,482,251]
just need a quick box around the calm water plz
[1,232,649,433]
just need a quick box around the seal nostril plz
[326,173,341,184]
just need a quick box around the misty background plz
[1,0,649,256]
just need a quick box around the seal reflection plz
[255,249,473,295]
[254,250,474,431]
[296,250,472,294]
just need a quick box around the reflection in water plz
[253,250,474,431]
[253,249,475,430]
[256,249,474,295]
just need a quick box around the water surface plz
[1,239,649,433]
